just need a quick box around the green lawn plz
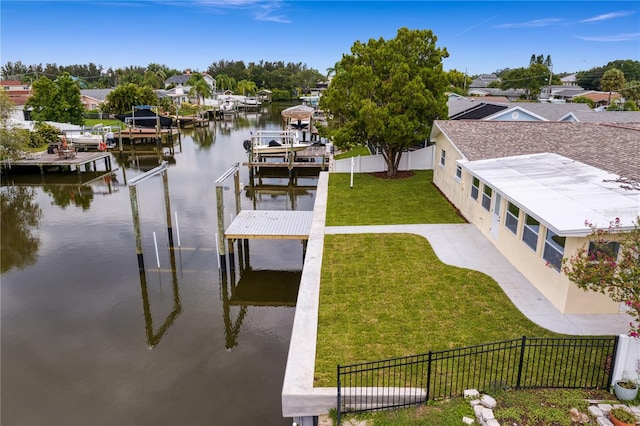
[326,170,465,226]
[314,233,565,386]
[315,170,572,387]
[334,146,371,160]
[84,118,127,130]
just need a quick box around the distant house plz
[575,91,622,108]
[163,70,216,107]
[80,89,113,111]
[560,74,577,86]
[164,69,216,92]
[559,110,640,123]
[2,80,32,120]
[430,120,640,315]
[469,74,499,88]
[539,85,585,101]
[447,96,595,121]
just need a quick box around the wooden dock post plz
[129,184,145,270]
[162,169,174,246]
[215,184,226,271]
[214,163,241,271]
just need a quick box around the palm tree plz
[186,73,213,110]
[144,64,167,89]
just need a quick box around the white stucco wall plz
[432,133,620,315]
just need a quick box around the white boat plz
[60,125,114,149]
[243,130,310,156]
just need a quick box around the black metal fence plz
[337,336,618,422]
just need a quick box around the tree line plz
[0,60,327,100]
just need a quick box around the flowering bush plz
[562,217,640,338]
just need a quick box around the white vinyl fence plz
[333,146,434,173]
[612,335,640,385]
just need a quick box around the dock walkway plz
[224,210,314,240]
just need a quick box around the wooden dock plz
[118,127,181,142]
[224,210,314,240]
[244,145,329,170]
[1,151,112,174]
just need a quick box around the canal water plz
[1,102,318,426]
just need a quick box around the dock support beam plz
[129,184,145,270]
[216,184,226,271]
[214,163,241,271]
[127,161,169,271]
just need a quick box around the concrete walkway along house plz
[430,120,640,315]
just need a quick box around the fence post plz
[607,335,620,388]
[516,336,527,389]
[337,365,341,426]
[425,351,433,402]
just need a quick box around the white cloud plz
[580,11,636,23]
[496,18,563,29]
[577,33,640,42]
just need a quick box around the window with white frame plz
[543,229,566,271]
[455,165,462,180]
[522,214,540,251]
[505,202,519,234]
[470,177,479,200]
[481,185,492,211]
[440,149,446,167]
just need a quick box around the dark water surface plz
[1,102,317,426]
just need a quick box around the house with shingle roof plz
[447,96,596,122]
[483,103,593,121]
[80,89,113,111]
[559,110,640,123]
[430,120,640,315]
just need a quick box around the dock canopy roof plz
[281,105,314,121]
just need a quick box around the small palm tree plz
[186,73,213,111]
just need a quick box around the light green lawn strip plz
[326,170,465,226]
[314,233,566,386]
[84,118,127,130]
[334,146,371,160]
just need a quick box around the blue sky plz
[1,1,639,78]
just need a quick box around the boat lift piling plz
[215,163,241,271]
[128,161,170,270]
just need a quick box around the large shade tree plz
[319,27,449,176]
[498,63,551,100]
[26,72,84,125]
[600,68,626,107]
[103,83,157,115]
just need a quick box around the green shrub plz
[30,122,60,148]
[271,88,292,101]
[572,96,595,108]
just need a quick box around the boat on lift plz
[243,129,310,156]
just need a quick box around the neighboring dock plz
[244,145,330,171]
[1,150,112,175]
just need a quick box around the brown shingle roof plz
[433,120,640,183]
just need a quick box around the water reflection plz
[138,241,182,349]
[0,186,42,272]
[1,102,310,426]
[221,249,301,350]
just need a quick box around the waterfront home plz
[80,89,112,111]
[430,120,640,314]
